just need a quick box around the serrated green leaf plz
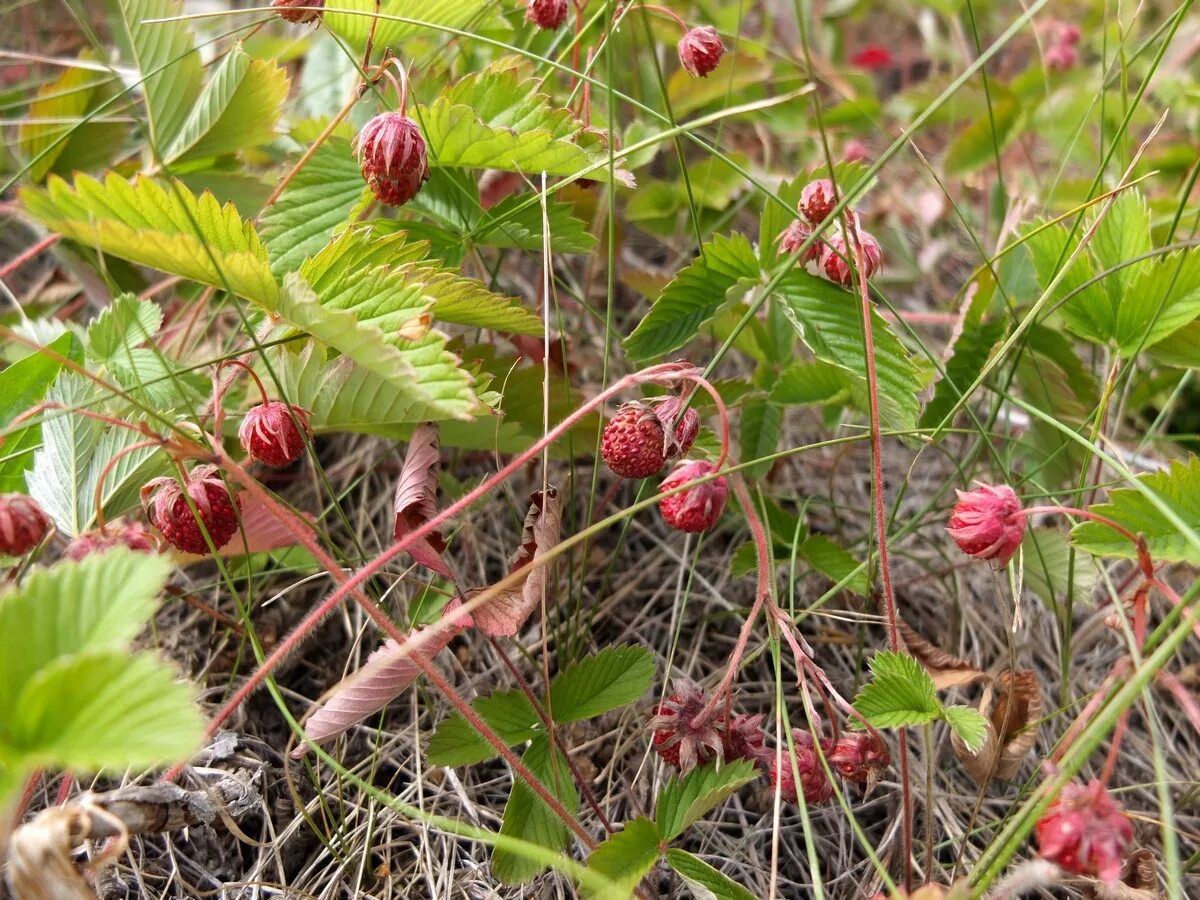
[0,548,173,716]
[548,646,655,723]
[17,61,114,182]
[1022,527,1098,610]
[655,759,758,841]
[426,689,540,767]
[1024,222,1112,345]
[942,705,988,753]
[492,734,579,884]
[418,70,633,186]
[115,0,203,152]
[776,270,922,433]
[739,398,781,480]
[163,47,288,164]
[21,173,277,306]
[852,651,942,730]
[582,818,661,899]
[11,650,203,771]
[798,533,869,596]
[625,233,760,360]
[87,294,163,360]
[0,333,77,493]
[474,194,596,254]
[943,87,1023,176]
[402,264,543,335]
[324,0,502,48]
[1114,249,1200,356]
[258,136,367,277]
[768,360,852,406]
[665,848,757,900]
[1072,457,1200,564]
[921,283,1006,430]
[1089,190,1151,308]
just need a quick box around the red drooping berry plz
[272,0,323,23]
[828,732,890,783]
[652,396,701,457]
[1045,43,1077,71]
[821,220,883,287]
[678,26,725,78]
[843,139,868,163]
[769,730,835,805]
[649,679,726,772]
[799,178,838,224]
[850,45,893,71]
[526,0,568,30]
[353,112,430,207]
[142,464,241,554]
[0,493,51,556]
[659,461,728,533]
[722,713,768,764]
[1059,23,1082,45]
[778,219,823,263]
[1035,779,1133,884]
[947,483,1026,568]
[64,519,158,561]
[239,401,312,468]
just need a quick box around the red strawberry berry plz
[778,219,823,263]
[799,178,838,224]
[649,680,726,772]
[272,0,323,23]
[353,112,430,207]
[64,519,158,561]
[526,0,568,30]
[659,461,728,533]
[828,732,890,783]
[239,401,312,468]
[602,400,694,480]
[769,730,834,805]
[822,220,883,287]
[1035,779,1133,884]
[678,26,725,78]
[142,465,241,554]
[722,713,767,763]
[947,483,1026,568]
[0,493,51,556]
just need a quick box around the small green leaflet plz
[0,333,79,493]
[739,398,782,480]
[1072,457,1200,565]
[582,818,661,898]
[665,848,757,900]
[942,705,988,754]
[1023,221,1112,345]
[655,759,758,841]
[425,689,539,767]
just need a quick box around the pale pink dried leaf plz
[294,601,471,755]
[897,617,987,690]
[472,487,562,637]
[393,423,451,577]
[210,495,309,558]
[952,668,1042,784]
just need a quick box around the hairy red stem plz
[0,233,60,280]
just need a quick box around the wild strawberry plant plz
[1,0,1199,897]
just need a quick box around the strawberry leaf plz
[426,689,540,767]
[491,734,579,884]
[656,759,758,841]
[394,423,451,577]
[582,818,661,898]
[665,848,757,900]
[852,651,943,730]
[548,646,655,723]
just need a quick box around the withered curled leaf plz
[393,422,451,578]
[897,617,987,690]
[951,668,1042,785]
[471,487,562,637]
[1084,848,1159,899]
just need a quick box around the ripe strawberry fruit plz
[649,680,726,772]
[828,732,890,784]
[659,461,728,533]
[769,730,834,805]
[142,465,240,554]
[602,400,697,480]
[722,713,768,763]
[822,220,883,287]
[272,0,323,23]
[1035,779,1133,883]
[678,26,726,78]
[778,219,823,263]
[947,483,1026,568]
[239,401,312,468]
[526,0,568,30]
[0,493,51,556]
[353,112,430,207]
[64,519,157,561]
[799,178,837,224]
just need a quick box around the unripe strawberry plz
[64,519,157,561]
[678,26,725,78]
[659,461,728,533]
[526,0,568,30]
[649,679,725,772]
[239,401,312,468]
[947,483,1025,568]
[272,0,323,23]
[822,221,882,287]
[769,730,834,805]
[353,112,430,207]
[778,219,823,263]
[0,493,51,556]
[142,464,240,554]
[1035,779,1132,884]
[799,178,838,224]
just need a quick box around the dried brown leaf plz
[472,487,562,637]
[897,617,987,690]
[952,668,1042,784]
[1084,849,1159,899]
[393,422,451,578]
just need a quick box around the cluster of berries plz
[648,680,890,804]
[600,396,727,533]
[0,398,310,560]
[778,178,883,287]
[1043,21,1082,72]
